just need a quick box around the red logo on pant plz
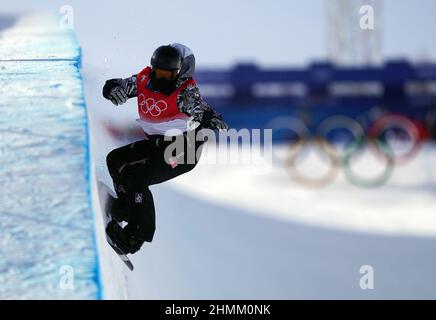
[168,157,178,168]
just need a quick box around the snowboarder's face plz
[150,68,179,91]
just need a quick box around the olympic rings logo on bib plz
[266,114,423,188]
[138,94,168,117]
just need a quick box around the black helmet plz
[150,45,182,70]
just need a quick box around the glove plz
[199,109,228,131]
[208,117,228,130]
[109,86,128,106]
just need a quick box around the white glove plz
[109,86,128,106]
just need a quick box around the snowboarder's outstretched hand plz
[103,77,137,106]
[108,86,128,106]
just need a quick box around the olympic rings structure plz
[267,113,423,188]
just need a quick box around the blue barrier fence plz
[196,61,436,136]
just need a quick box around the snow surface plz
[90,136,436,299]
[172,143,436,236]
[0,14,99,299]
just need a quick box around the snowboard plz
[97,181,134,271]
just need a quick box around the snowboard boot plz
[105,196,129,223]
[106,220,144,254]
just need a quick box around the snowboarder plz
[102,43,228,255]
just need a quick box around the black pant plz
[106,130,205,243]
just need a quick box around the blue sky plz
[1,0,435,67]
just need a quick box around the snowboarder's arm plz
[102,75,137,106]
[178,83,228,130]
